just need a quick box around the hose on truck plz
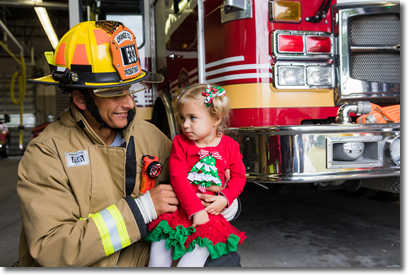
[357,103,400,124]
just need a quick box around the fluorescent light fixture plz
[34,7,59,49]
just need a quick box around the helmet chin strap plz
[79,89,134,130]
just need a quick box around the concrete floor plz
[1,156,22,267]
[233,183,400,267]
[0,156,401,267]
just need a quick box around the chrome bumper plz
[226,124,400,183]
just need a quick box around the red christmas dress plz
[145,134,247,260]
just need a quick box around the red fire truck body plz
[142,0,400,194]
[204,0,337,127]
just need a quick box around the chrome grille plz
[351,53,400,84]
[350,14,400,45]
[350,13,400,84]
[333,2,400,105]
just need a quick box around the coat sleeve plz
[169,136,205,218]
[17,142,146,267]
[220,139,247,207]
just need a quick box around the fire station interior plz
[0,0,401,268]
[0,0,142,156]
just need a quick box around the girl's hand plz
[204,195,228,215]
[192,210,210,227]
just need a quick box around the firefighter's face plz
[90,91,135,129]
[179,99,221,145]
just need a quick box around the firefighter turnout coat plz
[15,100,172,267]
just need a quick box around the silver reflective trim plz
[99,209,123,252]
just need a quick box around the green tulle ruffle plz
[145,220,241,260]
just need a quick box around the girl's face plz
[179,98,221,145]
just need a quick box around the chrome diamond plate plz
[361,177,400,194]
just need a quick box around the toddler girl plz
[146,84,246,267]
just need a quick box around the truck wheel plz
[153,111,170,139]
[152,98,173,139]
[337,180,378,198]
[0,139,10,158]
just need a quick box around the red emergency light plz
[278,35,304,53]
[306,36,331,53]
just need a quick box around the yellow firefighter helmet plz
[29,20,162,95]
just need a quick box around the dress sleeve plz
[220,139,246,207]
[169,136,205,218]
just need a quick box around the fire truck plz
[93,0,401,195]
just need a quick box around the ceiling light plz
[34,7,59,49]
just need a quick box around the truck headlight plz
[278,66,304,85]
[306,66,333,86]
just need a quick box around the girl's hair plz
[176,83,230,134]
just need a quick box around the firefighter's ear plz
[72,90,86,111]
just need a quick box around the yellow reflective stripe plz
[107,205,131,248]
[89,205,132,257]
[90,212,115,256]
[79,214,92,220]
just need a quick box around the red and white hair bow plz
[202,85,226,107]
[198,149,223,160]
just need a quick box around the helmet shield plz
[142,72,165,83]
[93,82,148,97]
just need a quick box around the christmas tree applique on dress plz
[187,149,222,193]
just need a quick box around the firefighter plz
[14,21,240,267]
[14,20,175,267]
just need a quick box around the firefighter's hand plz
[150,184,179,216]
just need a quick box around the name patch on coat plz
[65,150,90,167]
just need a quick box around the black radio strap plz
[125,136,137,196]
